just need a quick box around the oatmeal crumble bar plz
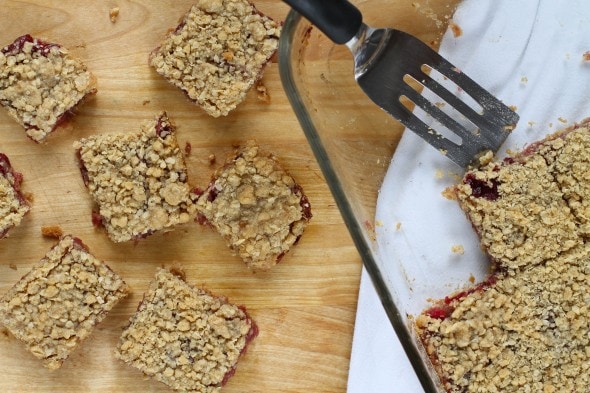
[452,128,587,270]
[0,34,96,143]
[417,121,590,392]
[74,112,196,243]
[116,269,257,393]
[416,244,590,392]
[194,141,312,271]
[149,0,281,117]
[0,235,128,370]
[0,153,29,237]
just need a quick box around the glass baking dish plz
[278,1,462,391]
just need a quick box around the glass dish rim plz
[277,9,439,393]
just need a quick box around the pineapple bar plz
[74,112,196,243]
[0,34,96,142]
[0,235,128,370]
[149,0,281,117]
[116,269,257,393]
[195,141,312,271]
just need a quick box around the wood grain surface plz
[0,1,360,392]
[0,1,456,392]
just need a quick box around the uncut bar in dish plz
[415,121,590,392]
[194,141,312,271]
[0,34,96,143]
[74,112,196,243]
[416,244,590,392]
[0,235,128,370]
[149,0,281,117]
[116,268,258,393]
[0,153,30,237]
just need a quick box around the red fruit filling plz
[2,34,59,57]
[464,173,499,201]
[424,274,499,320]
[220,312,258,387]
[0,153,26,205]
[155,113,172,139]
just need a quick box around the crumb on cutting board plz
[109,7,120,23]
[41,225,64,239]
[256,82,270,103]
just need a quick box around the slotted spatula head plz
[283,0,519,168]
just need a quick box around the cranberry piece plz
[444,275,498,305]
[91,211,104,228]
[0,154,25,204]
[173,20,187,34]
[221,366,237,387]
[191,187,204,197]
[503,157,515,165]
[155,116,172,138]
[425,275,499,321]
[292,184,312,220]
[424,305,452,320]
[0,154,13,177]
[195,213,210,226]
[71,237,90,252]
[76,150,91,187]
[207,186,219,202]
[464,173,499,200]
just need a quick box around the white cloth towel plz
[348,1,590,391]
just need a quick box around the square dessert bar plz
[0,34,97,143]
[74,112,196,243]
[0,153,30,237]
[116,269,258,393]
[149,0,281,117]
[195,141,312,271]
[452,125,590,270]
[0,235,128,370]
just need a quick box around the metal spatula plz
[282,0,519,168]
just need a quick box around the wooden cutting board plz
[0,1,454,392]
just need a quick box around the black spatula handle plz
[282,0,363,45]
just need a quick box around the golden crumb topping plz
[456,153,579,270]
[74,112,195,243]
[116,269,256,393]
[0,35,96,142]
[416,244,590,392]
[0,235,128,370]
[195,141,311,271]
[149,0,281,117]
